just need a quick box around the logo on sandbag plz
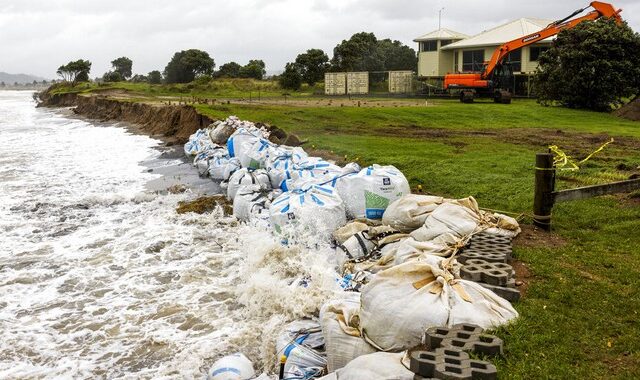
[383,177,391,185]
[287,213,296,220]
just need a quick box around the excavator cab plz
[490,64,514,104]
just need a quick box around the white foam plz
[0,91,343,378]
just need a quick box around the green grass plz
[51,83,640,378]
[193,99,640,379]
[47,78,321,99]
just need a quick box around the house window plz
[505,50,522,72]
[440,39,453,47]
[530,46,549,61]
[421,41,437,52]
[462,50,485,72]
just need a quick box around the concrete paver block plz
[424,324,503,357]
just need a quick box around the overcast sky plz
[1,0,638,79]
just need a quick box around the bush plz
[534,19,640,111]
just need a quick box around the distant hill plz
[0,72,47,84]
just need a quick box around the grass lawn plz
[57,81,640,378]
[193,98,640,379]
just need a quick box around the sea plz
[0,90,340,379]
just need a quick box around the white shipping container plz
[389,71,413,94]
[346,72,369,95]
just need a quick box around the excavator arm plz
[444,2,622,103]
[483,1,622,80]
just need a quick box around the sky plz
[1,0,638,79]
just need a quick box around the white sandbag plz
[194,146,228,176]
[209,120,235,144]
[270,183,347,241]
[320,293,377,372]
[222,157,243,182]
[359,260,518,352]
[333,221,370,244]
[386,235,461,265]
[208,154,234,180]
[317,352,413,380]
[227,127,269,159]
[208,353,255,380]
[227,168,271,201]
[239,138,273,170]
[184,129,214,156]
[410,198,481,242]
[382,194,446,232]
[276,320,326,380]
[278,158,343,192]
[233,185,280,222]
[265,147,310,188]
[335,165,411,219]
[411,197,521,242]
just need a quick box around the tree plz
[147,70,162,84]
[279,62,302,90]
[240,59,266,80]
[331,32,382,72]
[111,57,133,79]
[131,74,148,83]
[103,71,123,82]
[163,49,215,83]
[56,59,92,85]
[377,39,417,71]
[534,19,640,111]
[295,49,329,86]
[0,81,5,87]
[215,61,242,78]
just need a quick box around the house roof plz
[441,18,554,50]
[413,28,469,42]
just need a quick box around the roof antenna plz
[439,7,445,29]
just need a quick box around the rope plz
[549,138,614,171]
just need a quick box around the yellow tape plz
[549,138,614,171]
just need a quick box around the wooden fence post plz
[533,152,555,231]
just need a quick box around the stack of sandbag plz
[359,259,518,352]
[319,293,377,373]
[184,128,215,156]
[208,353,255,380]
[233,185,282,223]
[410,197,521,242]
[270,183,346,242]
[317,352,413,380]
[276,320,326,380]
[193,145,228,176]
[334,165,411,219]
[227,168,271,201]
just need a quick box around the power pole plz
[439,7,445,29]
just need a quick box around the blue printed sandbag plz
[270,183,346,241]
[334,164,411,220]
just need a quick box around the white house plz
[415,18,554,94]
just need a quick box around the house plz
[414,18,554,95]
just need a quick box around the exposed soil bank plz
[38,91,214,144]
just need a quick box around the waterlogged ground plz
[0,91,340,379]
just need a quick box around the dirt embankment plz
[38,91,214,144]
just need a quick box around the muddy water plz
[0,91,341,379]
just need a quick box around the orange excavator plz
[444,1,622,103]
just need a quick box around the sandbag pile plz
[187,116,523,380]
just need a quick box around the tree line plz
[54,31,416,89]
